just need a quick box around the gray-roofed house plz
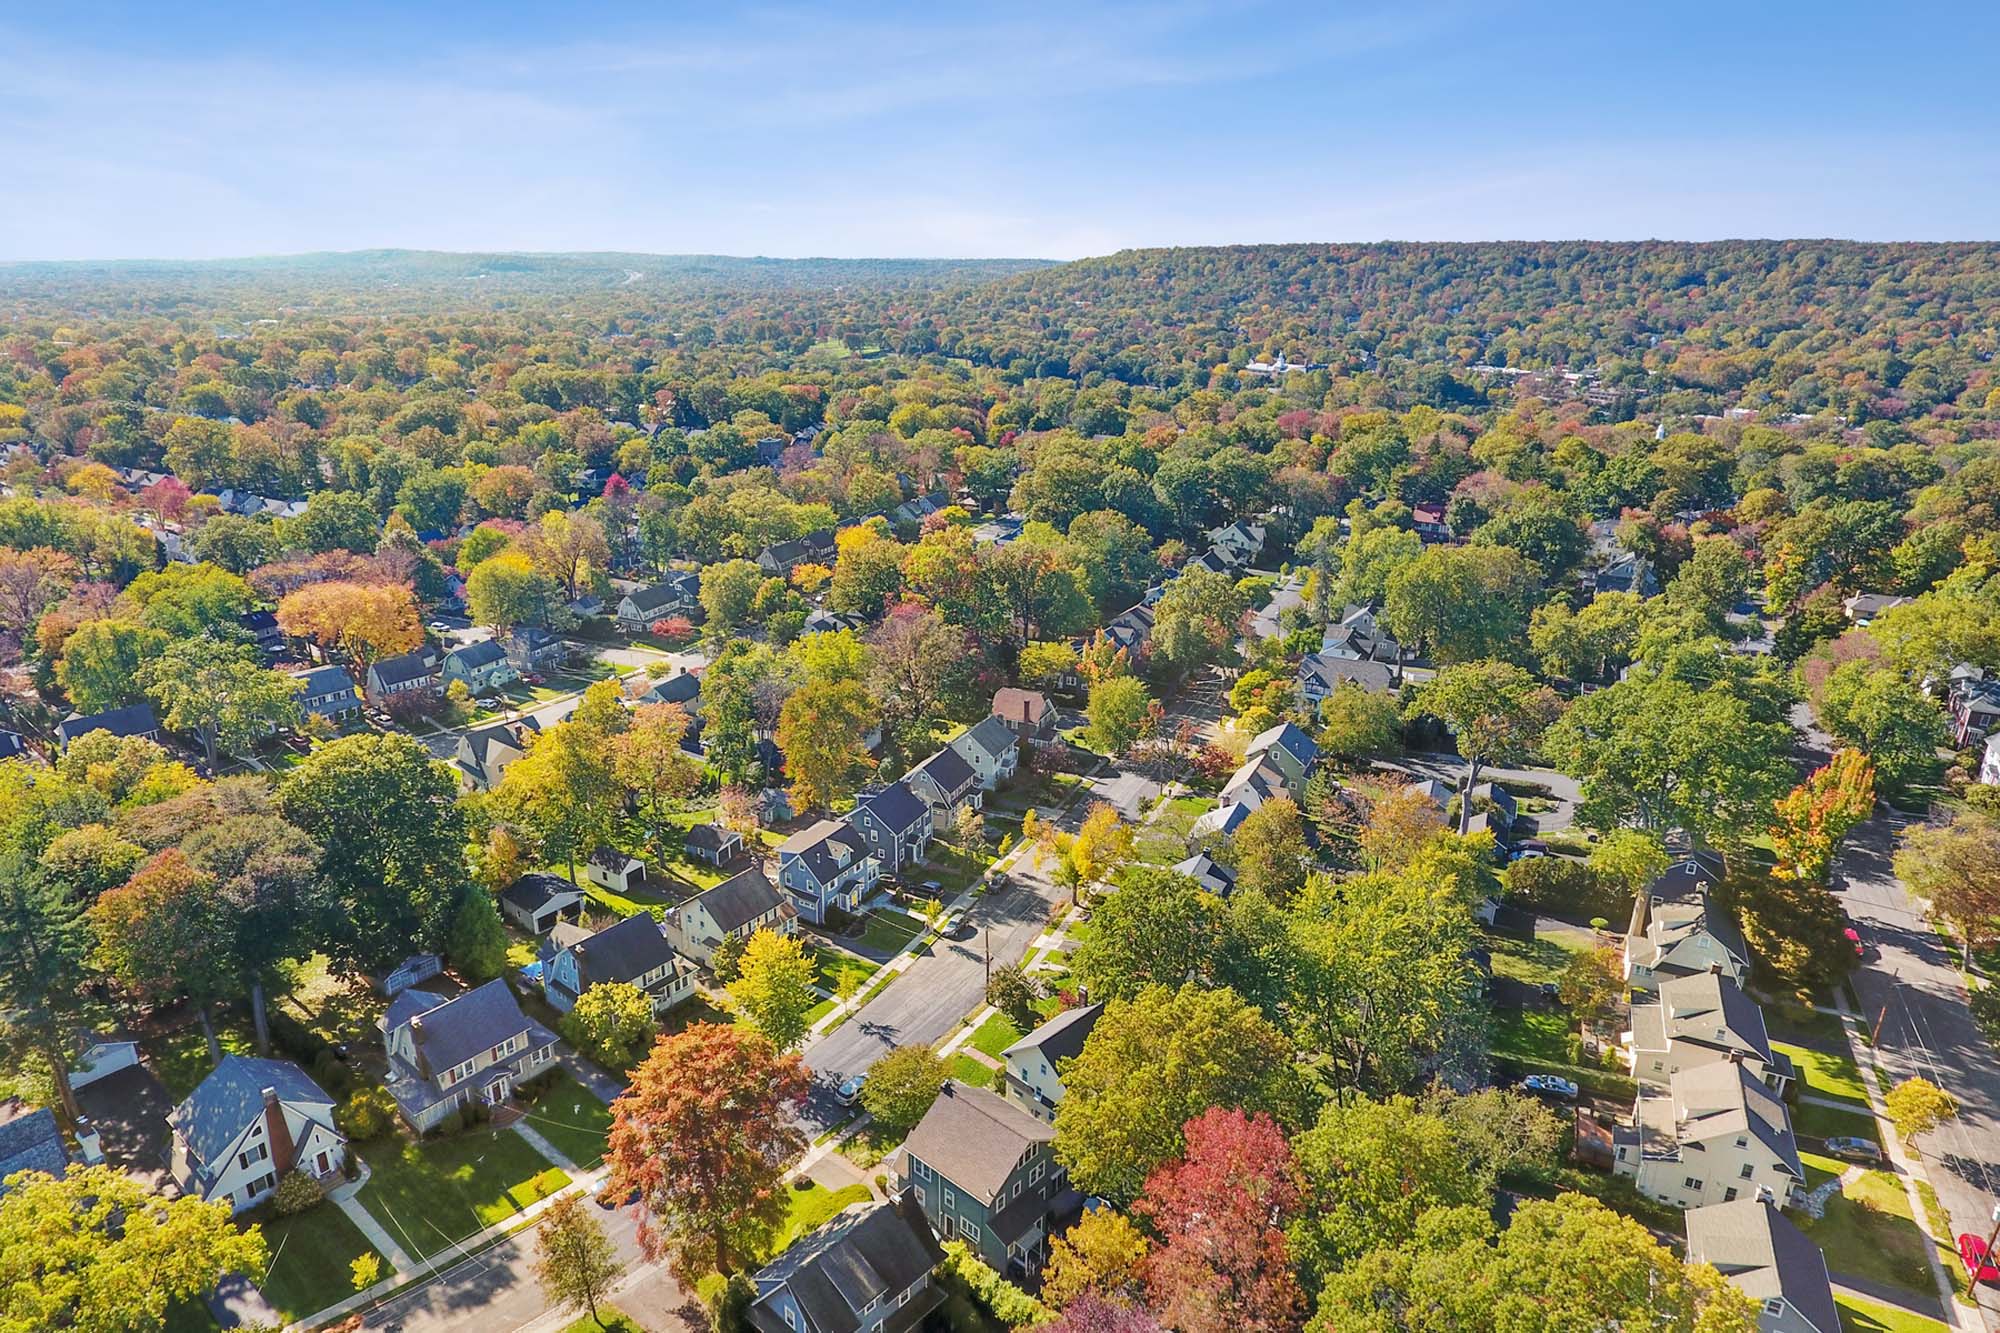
[365,649,441,707]
[1170,853,1236,897]
[499,872,586,935]
[1842,592,1912,626]
[238,608,285,657]
[905,746,982,822]
[746,1195,946,1333]
[618,580,695,631]
[663,866,798,966]
[380,980,561,1132]
[999,1004,1103,1125]
[55,702,160,751]
[848,782,934,874]
[1298,653,1398,705]
[1592,551,1660,598]
[167,1056,344,1213]
[1685,1198,1839,1333]
[291,664,360,722]
[778,819,881,924]
[1187,800,1253,843]
[506,626,565,673]
[1625,969,1794,1096]
[948,716,1020,790]
[685,822,743,867]
[456,716,541,791]
[1625,892,1751,996]
[637,668,702,711]
[542,913,695,1016]
[898,1081,1078,1277]
[0,1102,68,1194]
[1614,1060,1805,1211]
[1644,854,1727,907]
[442,639,520,694]
[1245,721,1319,789]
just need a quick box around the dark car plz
[1823,1136,1882,1163]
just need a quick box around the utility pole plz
[984,928,991,988]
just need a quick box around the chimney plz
[1708,962,1723,975]
[262,1086,296,1173]
[74,1116,104,1166]
[1727,1049,1744,1065]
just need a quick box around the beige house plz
[662,866,796,966]
[1614,1060,1805,1212]
[1624,875,1750,995]
[998,1004,1102,1124]
[1685,1199,1839,1333]
[1624,968,1796,1097]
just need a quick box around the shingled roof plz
[901,1080,1053,1205]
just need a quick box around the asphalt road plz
[799,850,1067,1126]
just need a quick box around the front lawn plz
[254,1202,386,1322]
[663,993,734,1034]
[1132,796,1216,866]
[354,1129,570,1259]
[1795,1168,1935,1295]
[856,907,925,956]
[1800,1149,1845,1191]
[521,1070,613,1169]
[1488,1008,1635,1100]
[1765,1002,1848,1049]
[770,1181,871,1256]
[808,944,878,998]
[1837,1292,1946,1333]
[968,1011,1025,1060]
[1794,1099,1880,1144]
[1776,1041,1871,1109]
[951,1054,997,1088]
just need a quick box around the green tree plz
[0,856,95,1117]
[56,618,169,713]
[124,562,259,638]
[1885,1076,1959,1148]
[1053,983,1298,1202]
[1084,675,1152,755]
[1813,660,1947,792]
[466,550,559,632]
[730,928,818,1049]
[1383,545,1540,664]
[139,637,302,766]
[446,884,509,981]
[1315,683,1402,764]
[1152,566,1249,675]
[1073,865,1232,1000]
[1333,525,1423,610]
[700,559,766,637]
[532,1186,627,1326]
[290,488,382,554]
[859,1044,950,1133]
[562,981,660,1070]
[1893,812,2000,951]
[1666,537,1753,634]
[0,1163,267,1333]
[774,678,878,813]
[1586,828,1669,898]
[1406,661,1560,832]
[1230,797,1312,903]
[491,701,623,885]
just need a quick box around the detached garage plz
[500,873,586,935]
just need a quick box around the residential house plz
[991,688,1058,745]
[1298,653,1398,706]
[506,626,565,674]
[1983,734,2000,786]
[746,1196,945,1333]
[971,515,1025,546]
[1645,854,1727,908]
[55,702,160,750]
[998,1005,1103,1125]
[1318,607,1401,664]
[1466,780,1518,827]
[1205,520,1266,567]
[1245,721,1318,789]
[567,593,605,622]
[906,747,982,823]
[442,639,520,694]
[456,716,540,791]
[848,782,934,874]
[1101,602,1155,658]
[1625,890,1751,995]
[379,980,561,1132]
[637,668,702,712]
[70,1033,141,1090]
[1220,755,1289,812]
[617,579,696,632]
[1411,502,1451,542]
[237,609,286,658]
[1591,551,1660,597]
[1187,800,1254,842]
[684,822,743,867]
[1403,777,1453,808]
[777,819,881,924]
[585,847,647,895]
[292,665,360,723]
[663,866,797,966]
[1841,592,1911,626]
[756,529,836,576]
[1950,675,2000,747]
[365,650,441,708]
[167,1056,344,1214]
[899,1081,1078,1277]
[1625,969,1796,1096]
[0,1102,68,1193]
[542,913,695,1016]
[948,716,1020,790]
[1170,853,1236,897]
[498,872,586,935]
[1613,1060,1805,1212]
[1684,1199,1840,1333]
[372,953,443,997]
[0,729,24,761]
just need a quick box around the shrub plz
[1973,983,2000,1041]
[432,1107,465,1137]
[985,966,1039,1026]
[272,1170,325,1216]
[697,1271,753,1333]
[1505,857,1629,922]
[940,1241,1051,1329]
[711,933,745,983]
[336,1086,400,1141]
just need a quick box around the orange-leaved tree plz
[1770,747,1875,884]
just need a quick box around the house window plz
[785,1308,796,1330]
[1734,1136,1747,1149]
[1723,1187,1738,1202]
[1029,1161,1044,1185]
[1739,1164,1755,1180]
[251,1172,277,1196]
[238,1142,269,1171]
[1012,1180,1021,1199]
[1683,1177,1703,1190]
[899,1289,911,1308]
[915,1186,926,1207]
[942,1187,955,1209]
[1764,1300,1784,1317]
[912,1159,931,1180]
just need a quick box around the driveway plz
[799,852,1066,1127]
[74,1063,176,1193]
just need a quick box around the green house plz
[895,1080,1077,1279]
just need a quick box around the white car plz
[834,1076,864,1107]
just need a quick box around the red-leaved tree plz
[1045,1293,1165,1333]
[1134,1108,1304,1333]
[604,1022,809,1280]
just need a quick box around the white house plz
[998,1004,1102,1125]
[949,716,1020,790]
[777,819,881,925]
[1614,1060,1805,1212]
[1625,893,1751,995]
[1624,968,1796,1096]
[167,1056,345,1214]
[1685,1199,1840,1333]
[542,913,696,1016]
[69,1033,141,1090]
[499,873,586,935]
[584,847,648,895]
[1982,733,2000,786]
[662,866,797,966]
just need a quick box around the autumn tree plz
[492,688,625,884]
[604,1023,809,1279]
[562,981,660,1072]
[1042,1210,1150,1310]
[1355,785,1445,870]
[1085,675,1152,755]
[466,550,560,633]
[180,812,326,1055]
[1558,945,1625,1020]
[1769,748,1876,884]
[1885,1076,1959,1148]
[0,1164,267,1333]
[1150,566,1248,675]
[1229,797,1312,903]
[275,579,424,670]
[1060,802,1134,904]
[613,702,703,857]
[1893,812,2000,951]
[90,849,245,1064]
[775,678,878,813]
[532,1193,626,1328]
[730,928,818,1049]
[524,509,611,601]
[1406,661,1560,832]
[1136,1109,1304,1333]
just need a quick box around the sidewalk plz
[327,1158,416,1275]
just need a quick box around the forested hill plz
[929,240,2000,414]
[0,249,1058,318]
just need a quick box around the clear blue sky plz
[5,1,1998,261]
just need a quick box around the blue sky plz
[4,1,1998,260]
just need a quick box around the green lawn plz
[521,1070,613,1169]
[805,996,838,1026]
[560,1308,645,1333]
[1488,1008,1635,1100]
[355,1130,570,1259]
[1483,928,1589,988]
[1795,1099,1880,1144]
[1132,796,1216,866]
[1776,1040,1871,1108]
[1837,1292,1947,1333]
[145,1015,258,1100]
[1796,1168,1935,1295]
[969,1010,1026,1060]
[663,993,734,1034]
[856,907,925,956]
[1765,1002,1848,1048]
[951,1054,997,1088]
[768,1181,871,1257]
[1800,1149,1846,1191]
[808,943,878,998]
[254,1201,385,1321]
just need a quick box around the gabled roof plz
[1646,856,1725,906]
[991,687,1051,726]
[685,822,741,852]
[695,866,788,934]
[292,664,357,696]
[500,872,583,914]
[56,702,157,745]
[386,980,537,1078]
[1247,721,1319,772]
[1000,1003,1103,1068]
[1654,971,1773,1065]
[901,1081,1054,1204]
[588,846,642,872]
[565,913,684,991]
[0,1102,67,1187]
[749,1195,944,1333]
[1685,1200,1840,1333]
[853,781,930,836]
[1170,852,1237,896]
[1298,654,1397,694]
[369,650,438,687]
[779,819,874,887]
[953,715,1018,763]
[910,746,978,797]
[622,583,685,615]
[170,1056,333,1170]
[1655,1061,1802,1178]
[643,671,701,706]
[447,638,508,669]
[461,716,539,767]
[1189,801,1253,840]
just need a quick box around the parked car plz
[944,917,977,941]
[1823,1136,1882,1163]
[1539,981,1563,1005]
[1510,840,1550,862]
[1843,926,1866,957]
[920,879,944,895]
[1519,1074,1579,1100]
[834,1075,864,1107]
[1961,1233,2000,1283]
